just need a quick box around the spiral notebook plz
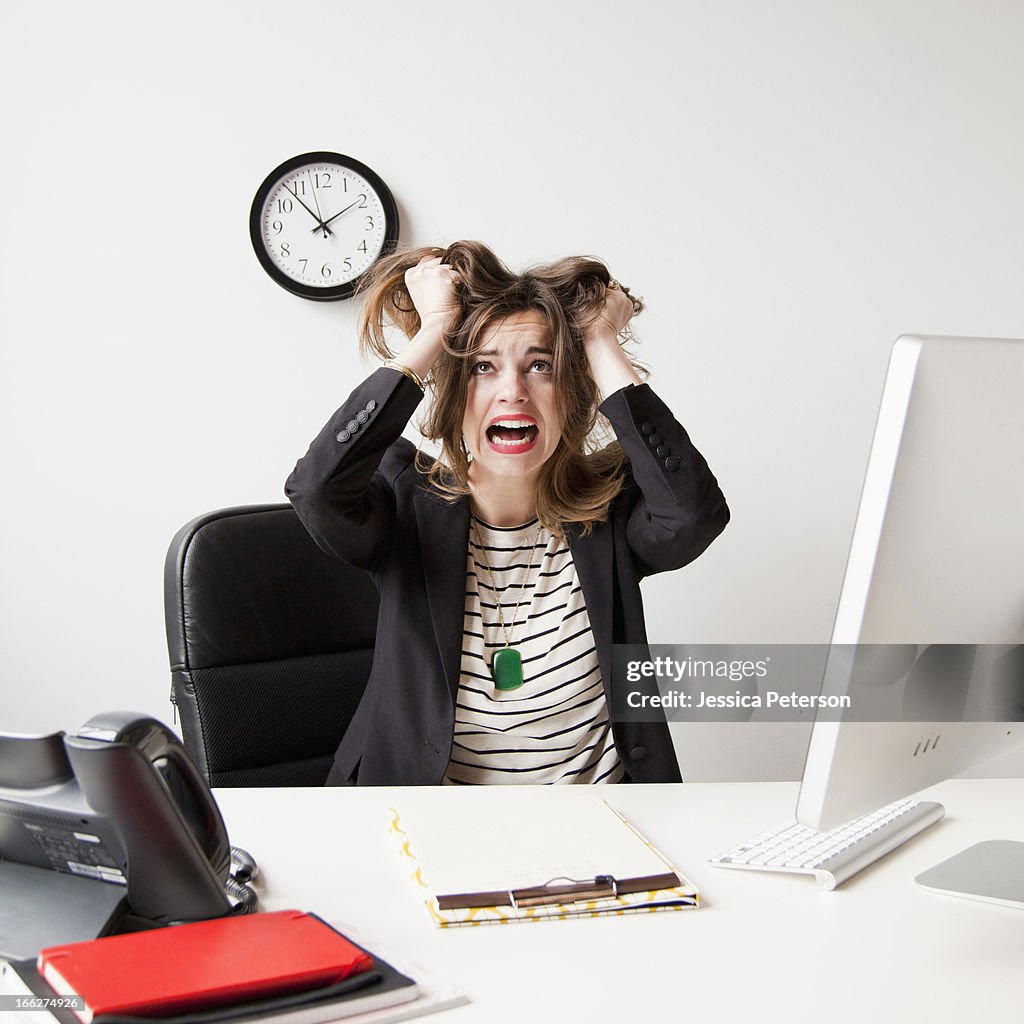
[388,796,698,927]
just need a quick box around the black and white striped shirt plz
[442,517,624,785]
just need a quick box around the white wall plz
[1,1,1021,778]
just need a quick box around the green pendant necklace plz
[472,517,543,691]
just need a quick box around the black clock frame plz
[249,151,400,302]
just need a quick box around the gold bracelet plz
[384,359,428,391]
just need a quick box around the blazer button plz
[356,409,369,423]
[366,399,376,412]
[648,434,663,447]
[630,745,648,761]
[641,422,654,435]
[347,419,360,433]
[656,445,668,458]
[665,456,681,472]
[336,429,351,443]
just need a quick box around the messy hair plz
[356,240,646,535]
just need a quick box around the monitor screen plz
[796,335,1024,831]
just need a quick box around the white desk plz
[217,780,1023,1024]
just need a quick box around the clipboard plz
[387,796,699,927]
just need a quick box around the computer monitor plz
[795,335,1024,901]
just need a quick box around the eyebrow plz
[475,346,553,358]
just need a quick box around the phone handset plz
[65,712,236,926]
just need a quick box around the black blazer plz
[286,367,729,785]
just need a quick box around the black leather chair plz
[164,505,378,787]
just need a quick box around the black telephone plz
[0,712,255,960]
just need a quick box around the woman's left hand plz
[582,283,644,399]
[582,284,635,349]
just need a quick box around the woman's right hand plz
[393,254,459,381]
[404,254,460,338]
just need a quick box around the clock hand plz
[313,197,362,233]
[284,182,332,236]
[306,170,329,239]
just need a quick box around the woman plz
[286,241,728,786]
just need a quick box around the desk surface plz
[216,779,1023,1024]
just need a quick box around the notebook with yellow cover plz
[387,795,698,927]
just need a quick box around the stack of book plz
[0,910,465,1024]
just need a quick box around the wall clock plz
[249,152,399,301]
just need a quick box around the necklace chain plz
[471,518,544,650]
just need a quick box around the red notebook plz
[37,910,374,1023]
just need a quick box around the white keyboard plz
[709,798,945,890]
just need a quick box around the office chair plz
[164,504,378,787]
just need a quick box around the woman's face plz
[462,310,565,488]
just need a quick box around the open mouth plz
[486,419,539,452]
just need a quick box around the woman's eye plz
[471,361,493,375]
[530,360,553,373]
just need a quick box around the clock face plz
[249,152,399,301]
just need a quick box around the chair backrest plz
[164,505,378,787]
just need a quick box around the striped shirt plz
[442,517,625,785]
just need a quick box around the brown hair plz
[356,240,646,535]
